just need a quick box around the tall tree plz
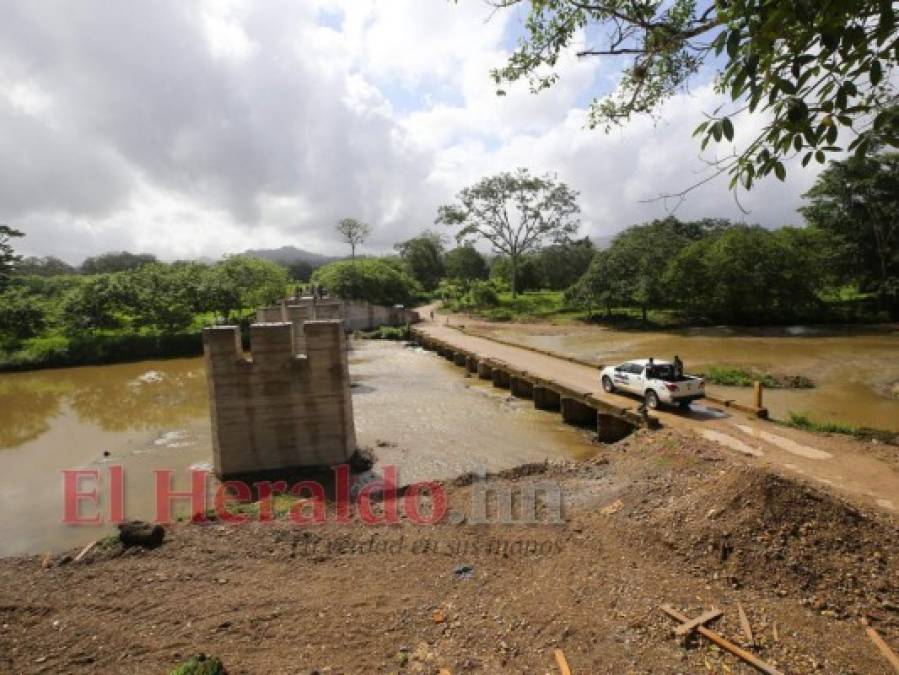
[487,0,899,192]
[336,218,371,260]
[801,150,899,315]
[436,169,580,296]
[534,237,595,290]
[0,225,24,288]
[394,231,446,291]
[444,245,489,282]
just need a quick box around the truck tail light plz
[665,383,678,392]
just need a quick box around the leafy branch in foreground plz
[488,0,899,193]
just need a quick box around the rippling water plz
[0,341,595,556]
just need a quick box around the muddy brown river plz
[473,323,899,432]
[0,341,595,556]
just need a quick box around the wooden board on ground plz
[660,605,784,675]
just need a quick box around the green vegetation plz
[357,324,412,340]
[311,258,421,307]
[0,254,287,371]
[490,0,899,189]
[170,654,226,675]
[437,169,580,296]
[565,157,899,326]
[700,366,814,389]
[783,412,897,444]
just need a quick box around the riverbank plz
[1,428,896,673]
[439,313,899,434]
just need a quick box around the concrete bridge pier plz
[596,413,634,443]
[561,397,597,427]
[477,362,493,380]
[492,368,511,389]
[510,376,534,399]
[465,356,479,374]
[533,385,561,411]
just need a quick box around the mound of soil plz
[630,466,898,618]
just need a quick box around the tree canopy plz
[444,245,489,282]
[311,258,420,306]
[80,251,157,274]
[436,168,580,295]
[0,225,24,289]
[489,0,899,192]
[395,231,446,291]
[801,149,899,314]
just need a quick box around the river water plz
[472,323,899,432]
[0,341,594,556]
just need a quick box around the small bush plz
[170,654,226,675]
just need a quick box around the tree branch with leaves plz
[487,0,899,197]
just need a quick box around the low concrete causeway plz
[412,326,653,442]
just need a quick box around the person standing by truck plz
[673,355,684,380]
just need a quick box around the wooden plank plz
[674,607,723,637]
[737,602,755,647]
[865,625,899,673]
[73,540,97,563]
[554,648,572,675]
[660,605,784,675]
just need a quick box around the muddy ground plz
[1,429,897,674]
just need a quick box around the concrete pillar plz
[596,413,635,443]
[492,368,511,389]
[533,385,561,411]
[510,376,534,399]
[453,352,467,367]
[465,356,479,374]
[560,397,596,427]
[477,362,493,380]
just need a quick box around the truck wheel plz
[602,376,615,393]
[645,390,660,410]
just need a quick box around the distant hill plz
[242,246,341,265]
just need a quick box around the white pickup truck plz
[600,359,704,410]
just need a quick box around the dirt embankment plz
[1,429,897,674]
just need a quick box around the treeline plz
[0,255,288,369]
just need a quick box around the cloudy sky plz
[2,0,824,263]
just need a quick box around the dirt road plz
[415,309,899,515]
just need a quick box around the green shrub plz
[311,258,421,306]
[170,654,226,675]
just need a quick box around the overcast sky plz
[2,0,825,263]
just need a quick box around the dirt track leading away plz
[1,428,897,674]
[414,314,899,516]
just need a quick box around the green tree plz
[489,0,899,190]
[311,258,420,306]
[61,275,129,333]
[336,218,371,260]
[534,237,595,290]
[436,168,580,296]
[0,225,24,289]
[490,255,542,293]
[604,218,697,321]
[394,231,446,291]
[565,249,629,317]
[15,256,77,277]
[212,256,289,319]
[80,251,157,274]
[124,264,195,331]
[800,150,899,315]
[0,287,46,346]
[444,245,489,282]
[664,225,823,322]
